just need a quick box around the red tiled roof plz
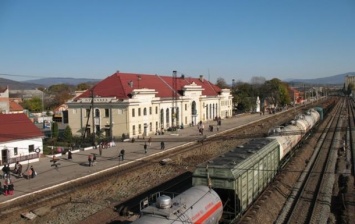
[76,72,222,100]
[0,113,43,143]
[10,100,23,111]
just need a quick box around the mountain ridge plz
[0,72,353,90]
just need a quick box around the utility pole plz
[172,70,177,128]
[91,88,95,147]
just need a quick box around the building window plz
[138,108,141,116]
[160,109,164,127]
[29,144,34,153]
[105,109,109,117]
[166,108,170,125]
[95,109,100,117]
[149,107,152,115]
[143,108,147,116]
[139,124,142,134]
[86,109,90,117]
[133,125,136,135]
[192,101,197,115]
[132,108,135,117]
[156,106,158,114]
[14,147,18,156]
[149,122,152,131]
[185,104,187,111]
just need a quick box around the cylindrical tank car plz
[132,185,223,224]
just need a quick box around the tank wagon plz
[268,108,321,163]
[132,185,223,224]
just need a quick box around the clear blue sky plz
[0,0,354,83]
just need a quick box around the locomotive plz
[133,107,322,223]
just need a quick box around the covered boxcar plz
[192,138,280,223]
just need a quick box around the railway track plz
[276,98,345,224]
[0,100,332,223]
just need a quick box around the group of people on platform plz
[1,163,37,196]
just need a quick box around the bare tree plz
[250,76,266,85]
[215,77,230,89]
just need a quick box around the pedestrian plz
[14,161,19,173]
[3,182,8,196]
[160,141,165,150]
[2,164,7,179]
[93,154,97,164]
[17,164,23,177]
[2,164,10,179]
[88,155,92,167]
[26,168,32,179]
[99,146,102,156]
[120,149,125,161]
[5,178,14,195]
[68,150,72,160]
[144,142,147,154]
[30,166,36,178]
[148,137,152,146]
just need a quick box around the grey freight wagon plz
[192,138,280,223]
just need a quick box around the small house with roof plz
[67,72,233,139]
[0,113,44,166]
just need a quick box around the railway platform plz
[0,111,276,204]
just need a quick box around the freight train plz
[132,107,323,224]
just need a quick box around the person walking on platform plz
[144,142,148,154]
[14,161,19,173]
[17,163,23,177]
[68,150,72,160]
[148,137,152,146]
[99,146,103,156]
[30,166,36,178]
[88,155,92,167]
[93,154,97,164]
[120,149,125,161]
[160,141,165,150]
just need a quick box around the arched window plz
[166,108,170,125]
[176,107,180,125]
[209,104,212,119]
[205,104,208,120]
[95,108,100,117]
[191,101,197,115]
[160,109,164,127]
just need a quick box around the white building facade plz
[67,72,233,139]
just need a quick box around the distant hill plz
[287,72,355,85]
[24,77,100,87]
[0,77,42,90]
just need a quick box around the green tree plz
[63,125,73,143]
[22,97,42,112]
[46,84,75,110]
[260,78,291,107]
[76,83,91,91]
[52,122,59,139]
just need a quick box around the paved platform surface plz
[0,112,277,204]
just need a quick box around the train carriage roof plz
[194,138,280,180]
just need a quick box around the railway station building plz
[67,71,233,139]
